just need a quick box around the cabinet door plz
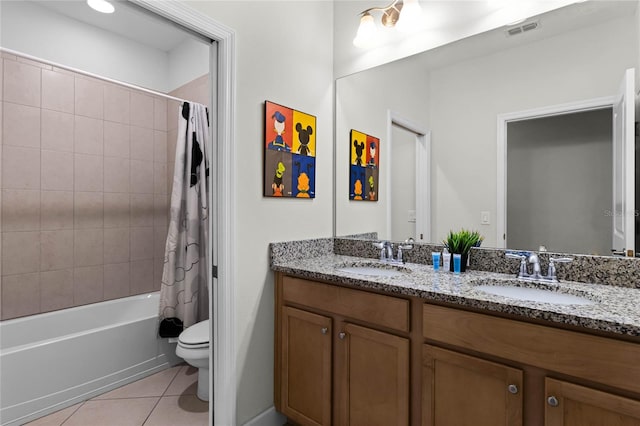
[281,306,332,426]
[545,378,640,426]
[337,322,410,426]
[422,345,523,426]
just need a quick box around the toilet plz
[176,319,210,401]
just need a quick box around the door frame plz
[386,110,431,242]
[132,2,236,425]
[496,96,615,249]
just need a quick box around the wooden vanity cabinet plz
[422,304,640,426]
[275,274,411,426]
[422,345,523,426]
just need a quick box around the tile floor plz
[25,364,209,426]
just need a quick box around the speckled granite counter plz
[271,252,640,338]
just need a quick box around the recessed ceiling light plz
[87,0,115,14]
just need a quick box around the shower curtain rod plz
[1,47,193,104]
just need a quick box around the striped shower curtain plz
[158,102,210,336]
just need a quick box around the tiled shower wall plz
[0,52,174,320]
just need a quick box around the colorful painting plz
[350,129,379,201]
[264,101,316,198]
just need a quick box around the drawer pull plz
[339,332,346,340]
[321,327,328,334]
[547,396,559,407]
[507,384,518,394]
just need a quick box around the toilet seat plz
[177,319,210,349]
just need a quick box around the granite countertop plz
[272,254,640,338]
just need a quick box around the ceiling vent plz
[506,20,539,37]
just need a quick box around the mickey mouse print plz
[264,101,316,198]
[350,129,379,201]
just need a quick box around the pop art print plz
[350,129,379,201]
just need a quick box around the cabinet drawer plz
[423,304,640,394]
[283,276,409,332]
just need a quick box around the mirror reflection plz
[335,1,639,256]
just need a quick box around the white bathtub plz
[0,292,180,426]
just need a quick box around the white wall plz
[185,2,334,424]
[335,53,430,238]
[430,15,636,246]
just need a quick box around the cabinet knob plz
[321,327,328,334]
[338,332,346,339]
[547,396,559,407]
[507,384,518,394]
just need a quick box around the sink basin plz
[474,282,596,306]
[336,263,409,277]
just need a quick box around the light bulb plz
[87,0,115,14]
[396,0,423,33]
[353,13,379,48]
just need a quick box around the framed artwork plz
[349,129,379,201]
[264,101,316,198]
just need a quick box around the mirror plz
[335,1,639,256]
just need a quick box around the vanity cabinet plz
[422,304,640,426]
[275,274,410,426]
[422,345,523,426]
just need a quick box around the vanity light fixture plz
[87,0,115,14]
[353,0,423,48]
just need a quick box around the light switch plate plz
[481,211,490,225]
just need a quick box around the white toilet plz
[176,319,210,401]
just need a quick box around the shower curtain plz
[158,102,210,337]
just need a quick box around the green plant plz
[443,229,484,255]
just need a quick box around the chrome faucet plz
[373,240,412,264]
[506,251,572,283]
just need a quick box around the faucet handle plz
[547,257,572,281]
[373,242,384,249]
[549,257,573,263]
[505,251,528,260]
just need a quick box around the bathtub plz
[0,292,180,426]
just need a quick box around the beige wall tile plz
[41,191,74,230]
[41,109,74,152]
[153,194,169,229]
[130,92,154,129]
[104,192,130,228]
[130,126,153,161]
[130,160,153,194]
[154,257,164,291]
[1,272,40,319]
[73,265,103,305]
[3,102,40,148]
[17,57,51,70]
[154,226,168,259]
[40,230,74,271]
[2,146,40,190]
[2,231,40,275]
[153,162,167,195]
[104,84,130,124]
[42,69,74,114]
[74,115,103,156]
[40,269,74,313]
[104,262,130,300]
[130,227,153,261]
[3,59,41,107]
[74,192,104,229]
[130,259,154,295]
[153,97,167,131]
[153,130,167,164]
[74,228,103,267]
[42,150,74,191]
[104,227,130,264]
[74,154,103,192]
[104,121,130,158]
[104,156,130,193]
[130,193,154,227]
[2,189,40,232]
[75,77,103,119]
[166,100,181,132]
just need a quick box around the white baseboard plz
[242,406,286,426]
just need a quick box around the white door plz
[612,68,635,256]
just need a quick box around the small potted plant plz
[443,229,484,272]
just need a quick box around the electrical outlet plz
[408,210,416,223]
[481,211,490,225]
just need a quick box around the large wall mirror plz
[335,1,640,257]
